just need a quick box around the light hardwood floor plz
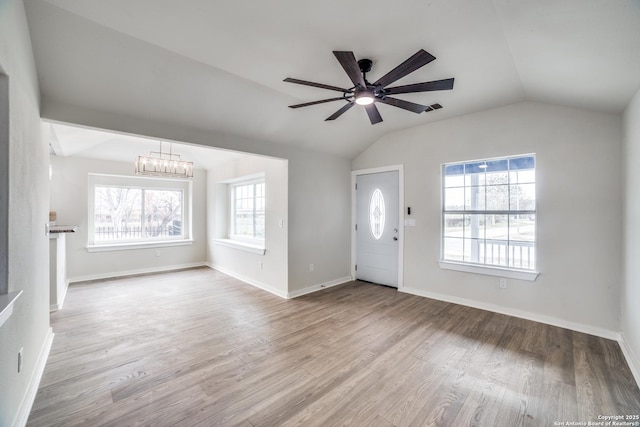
[28,267,640,426]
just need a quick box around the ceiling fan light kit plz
[284,49,454,125]
[355,88,375,105]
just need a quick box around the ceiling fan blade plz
[333,51,366,88]
[325,102,355,121]
[289,97,346,109]
[284,78,350,93]
[424,103,443,112]
[365,103,383,125]
[385,78,454,95]
[373,49,436,88]
[377,97,429,114]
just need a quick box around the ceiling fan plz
[284,49,454,125]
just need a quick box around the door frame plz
[351,164,404,289]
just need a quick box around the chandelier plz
[135,142,193,178]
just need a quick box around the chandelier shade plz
[135,142,193,179]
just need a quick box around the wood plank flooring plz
[28,267,640,426]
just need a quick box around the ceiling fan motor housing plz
[358,58,373,74]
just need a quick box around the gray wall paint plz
[0,73,8,296]
[623,88,640,378]
[49,156,208,281]
[207,155,288,294]
[0,0,51,425]
[353,101,623,334]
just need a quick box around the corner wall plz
[206,154,288,296]
[622,87,640,382]
[353,101,623,337]
[0,0,52,425]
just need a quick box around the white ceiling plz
[49,122,245,170]
[25,0,640,160]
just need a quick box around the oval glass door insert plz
[369,189,385,240]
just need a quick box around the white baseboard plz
[619,333,640,388]
[12,327,54,427]
[50,280,69,312]
[207,264,351,300]
[287,276,353,299]
[400,286,621,341]
[67,262,207,284]
[208,263,288,299]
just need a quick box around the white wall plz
[0,0,52,425]
[40,105,353,295]
[207,155,288,296]
[49,156,207,282]
[622,88,640,381]
[353,101,623,336]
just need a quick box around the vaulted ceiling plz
[25,0,640,159]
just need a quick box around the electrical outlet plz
[309,264,314,272]
[499,278,507,289]
[18,347,23,373]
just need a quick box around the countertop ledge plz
[0,290,23,328]
[48,225,78,233]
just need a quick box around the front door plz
[355,171,399,287]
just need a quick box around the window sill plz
[0,290,22,328]
[214,239,265,255]
[87,239,193,252]
[439,261,539,281]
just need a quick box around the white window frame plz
[87,173,192,252]
[439,154,539,281]
[229,177,265,244]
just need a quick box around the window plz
[369,189,385,240]
[441,154,536,274]
[230,179,265,242]
[88,174,191,250]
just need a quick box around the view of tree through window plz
[442,155,536,270]
[94,186,183,242]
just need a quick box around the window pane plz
[509,214,535,243]
[444,174,464,188]
[486,214,508,240]
[509,169,535,184]
[232,181,265,240]
[508,215,536,270]
[466,186,485,210]
[94,187,142,241]
[255,213,265,238]
[443,237,464,262]
[485,159,508,173]
[444,164,464,177]
[143,189,183,238]
[464,238,485,264]
[510,183,536,211]
[509,156,535,171]
[464,214,485,239]
[485,185,509,210]
[485,170,509,185]
[443,214,464,237]
[444,187,464,211]
[483,239,509,267]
